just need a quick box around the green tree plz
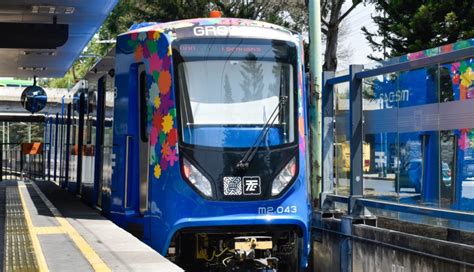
[47,0,311,88]
[216,0,308,33]
[44,34,114,88]
[320,0,364,71]
[0,123,44,143]
[103,0,211,37]
[103,0,308,35]
[363,0,474,60]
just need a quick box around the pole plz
[28,123,31,142]
[309,0,323,206]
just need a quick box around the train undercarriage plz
[167,226,302,272]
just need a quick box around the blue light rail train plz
[55,17,312,271]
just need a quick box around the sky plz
[336,2,380,71]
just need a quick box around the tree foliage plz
[46,0,310,88]
[320,0,363,71]
[104,0,308,36]
[44,34,114,88]
[363,0,474,60]
[0,123,44,143]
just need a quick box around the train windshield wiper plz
[236,96,288,171]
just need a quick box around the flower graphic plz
[147,105,153,122]
[154,96,161,109]
[152,112,163,132]
[149,82,158,99]
[460,67,474,87]
[158,70,172,95]
[162,56,171,71]
[470,130,474,148]
[159,132,167,145]
[161,141,171,158]
[150,127,158,146]
[154,164,161,179]
[134,44,143,62]
[143,44,150,59]
[159,94,173,114]
[168,128,178,147]
[459,131,470,150]
[160,157,168,171]
[452,74,460,85]
[147,31,154,40]
[166,148,178,167]
[408,51,425,61]
[460,62,469,74]
[149,54,162,74]
[451,62,460,74]
[150,147,156,165]
[162,113,173,134]
[460,84,468,100]
[147,40,157,54]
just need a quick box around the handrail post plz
[349,65,364,213]
[321,71,335,209]
[20,145,24,180]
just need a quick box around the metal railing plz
[0,143,47,181]
[320,45,474,226]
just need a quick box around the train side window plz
[138,66,148,143]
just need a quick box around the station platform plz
[0,179,183,272]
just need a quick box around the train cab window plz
[174,38,297,148]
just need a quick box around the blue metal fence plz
[320,41,474,230]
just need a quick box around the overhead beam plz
[0,22,68,49]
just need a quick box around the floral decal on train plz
[449,57,474,151]
[128,30,177,179]
[297,42,306,154]
[124,19,300,179]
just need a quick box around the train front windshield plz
[174,38,297,148]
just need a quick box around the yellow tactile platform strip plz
[3,181,111,272]
[4,186,39,272]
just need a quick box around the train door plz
[137,64,150,216]
[99,75,115,214]
[62,102,72,189]
[67,86,87,196]
[93,75,108,208]
[80,89,96,204]
[68,92,80,192]
[122,63,150,240]
[75,91,86,195]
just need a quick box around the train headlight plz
[183,158,213,197]
[271,157,297,196]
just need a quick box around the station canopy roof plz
[0,0,118,78]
